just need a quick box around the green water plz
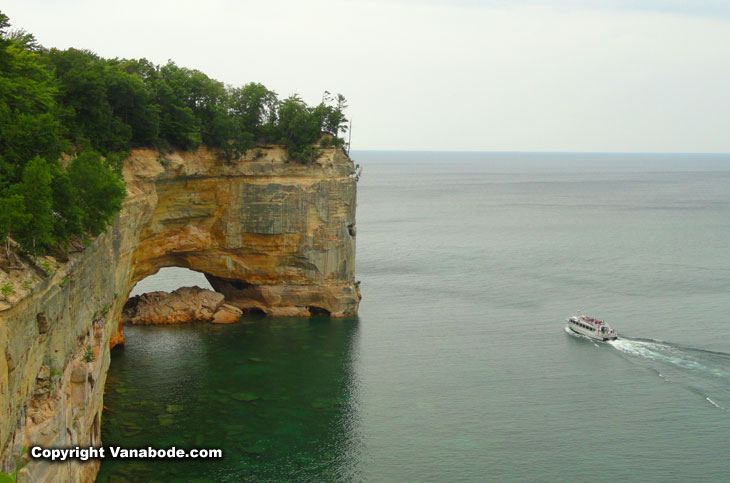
[99,152,730,481]
[97,319,360,481]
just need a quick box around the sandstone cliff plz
[0,144,359,481]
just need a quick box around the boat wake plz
[606,337,730,412]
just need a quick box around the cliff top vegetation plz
[0,10,350,262]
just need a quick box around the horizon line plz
[349,149,730,155]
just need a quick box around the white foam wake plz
[600,336,730,411]
[706,397,723,409]
[607,338,729,378]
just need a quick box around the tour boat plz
[565,315,618,341]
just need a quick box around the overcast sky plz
[5,0,730,152]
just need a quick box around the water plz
[98,152,730,482]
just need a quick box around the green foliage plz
[67,151,126,234]
[276,95,322,163]
[0,11,8,35]
[0,194,28,250]
[0,40,65,177]
[319,91,349,137]
[0,13,126,255]
[0,446,27,482]
[49,162,83,243]
[227,82,279,158]
[39,260,53,275]
[1,282,13,297]
[15,156,54,255]
[0,11,350,257]
[60,275,71,287]
[83,344,95,363]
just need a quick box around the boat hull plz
[567,325,618,341]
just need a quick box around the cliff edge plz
[0,144,359,481]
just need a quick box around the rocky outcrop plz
[124,145,359,320]
[0,144,359,481]
[123,286,242,325]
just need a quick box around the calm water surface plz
[98,152,730,482]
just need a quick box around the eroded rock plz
[0,145,358,481]
[122,286,242,325]
[212,304,243,324]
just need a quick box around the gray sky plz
[6,0,730,152]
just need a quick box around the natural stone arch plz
[1,145,359,481]
[111,145,361,344]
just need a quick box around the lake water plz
[97,151,730,482]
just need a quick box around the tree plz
[0,9,352,264]
[67,151,126,235]
[0,37,65,182]
[6,28,39,51]
[49,163,83,243]
[153,62,202,150]
[0,193,28,256]
[223,82,278,157]
[230,83,279,134]
[0,11,9,37]
[104,63,159,147]
[276,95,321,163]
[319,92,348,138]
[14,156,54,255]
[43,48,134,153]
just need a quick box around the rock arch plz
[109,145,360,343]
[0,145,359,480]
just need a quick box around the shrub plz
[82,345,95,363]
[40,260,54,275]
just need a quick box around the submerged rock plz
[122,286,242,325]
[231,392,260,402]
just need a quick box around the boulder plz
[123,286,225,325]
[212,304,243,324]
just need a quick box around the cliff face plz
[0,145,359,481]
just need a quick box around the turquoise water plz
[99,152,730,481]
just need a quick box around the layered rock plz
[0,144,359,481]
[124,145,359,320]
[123,286,242,325]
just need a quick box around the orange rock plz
[212,304,243,324]
[123,286,225,325]
[1,145,360,482]
[109,318,125,349]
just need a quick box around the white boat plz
[565,315,618,341]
